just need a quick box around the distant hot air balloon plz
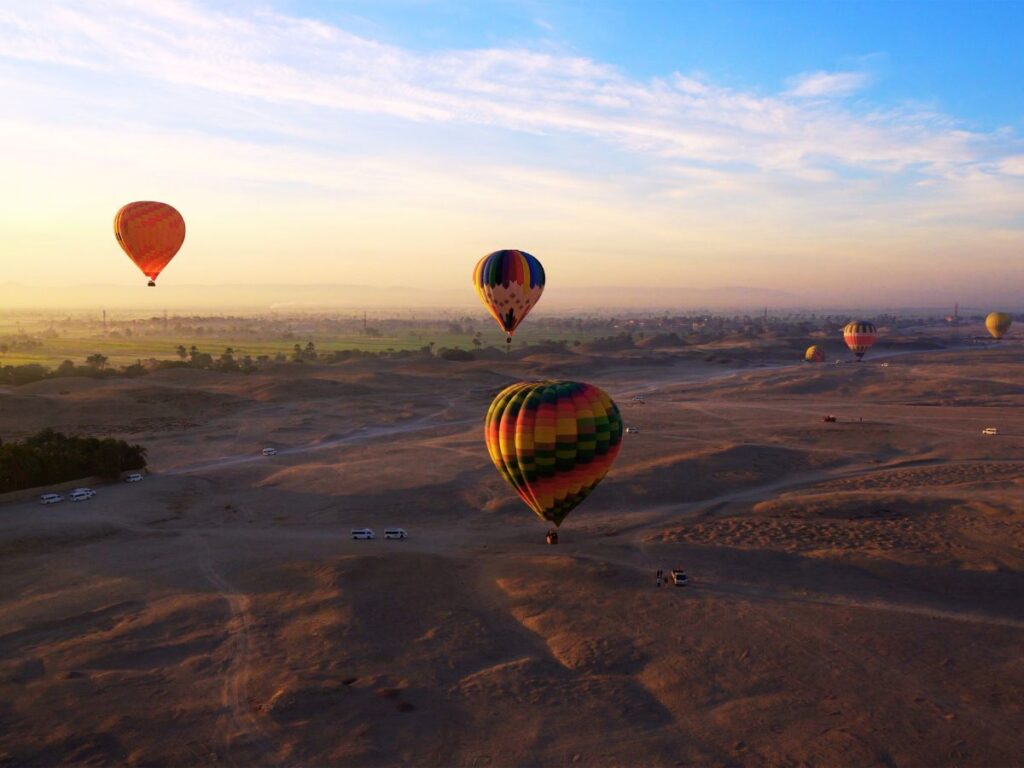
[114,202,185,286]
[473,250,545,343]
[485,381,622,538]
[985,312,1012,340]
[843,320,877,361]
[805,345,826,363]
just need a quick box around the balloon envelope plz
[473,250,545,339]
[985,312,1012,340]
[805,345,826,362]
[485,381,622,528]
[114,202,185,284]
[843,320,877,360]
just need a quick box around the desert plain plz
[1,333,1023,767]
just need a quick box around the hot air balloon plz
[843,320,877,361]
[805,345,826,363]
[473,250,545,343]
[114,202,185,286]
[985,312,1012,340]
[485,381,622,539]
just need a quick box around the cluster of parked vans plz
[351,528,407,540]
[39,473,144,505]
[41,488,95,504]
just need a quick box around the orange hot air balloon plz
[114,202,185,286]
[843,320,877,361]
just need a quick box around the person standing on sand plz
[656,569,663,587]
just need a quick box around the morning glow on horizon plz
[0,0,1022,308]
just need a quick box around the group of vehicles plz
[351,528,407,540]
[41,488,94,504]
[39,473,143,505]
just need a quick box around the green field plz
[0,324,591,368]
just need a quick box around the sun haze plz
[1,1,1022,309]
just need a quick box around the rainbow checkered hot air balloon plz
[843,320,877,361]
[473,249,545,343]
[114,202,185,286]
[485,381,622,536]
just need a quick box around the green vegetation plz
[0,312,612,368]
[0,429,147,493]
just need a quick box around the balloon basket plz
[147,280,156,287]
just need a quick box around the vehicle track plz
[194,536,276,766]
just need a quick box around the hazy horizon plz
[0,280,1017,316]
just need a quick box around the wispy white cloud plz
[998,155,1024,176]
[0,0,1021,302]
[786,70,870,98]
[0,0,1008,179]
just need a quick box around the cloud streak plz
[0,0,1021,304]
[786,70,870,98]
[1,0,1014,179]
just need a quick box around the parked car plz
[126,473,144,483]
[40,493,64,505]
[625,426,640,434]
[982,427,998,436]
[262,447,278,456]
[670,568,688,586]
[383,528,407,540]
[823,415,837,423]
[351,528,376,540]
[70,488,96,502]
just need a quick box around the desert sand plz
[2,339,1023,766]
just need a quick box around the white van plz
[982,427,998,436]
[351,528,376,540]
[126,473,144,483]
[383,528,407,540]
[40,493,64,505]
[262,447,278,456]
[70,488,96,501]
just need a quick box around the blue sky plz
[285,0,1024,129]
[0,0,1022,308]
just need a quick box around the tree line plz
[0,429,147,493]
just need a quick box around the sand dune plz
[2,342,1023,765]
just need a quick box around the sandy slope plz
[1,344,1023,766]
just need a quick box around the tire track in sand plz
[195,536,275,766]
